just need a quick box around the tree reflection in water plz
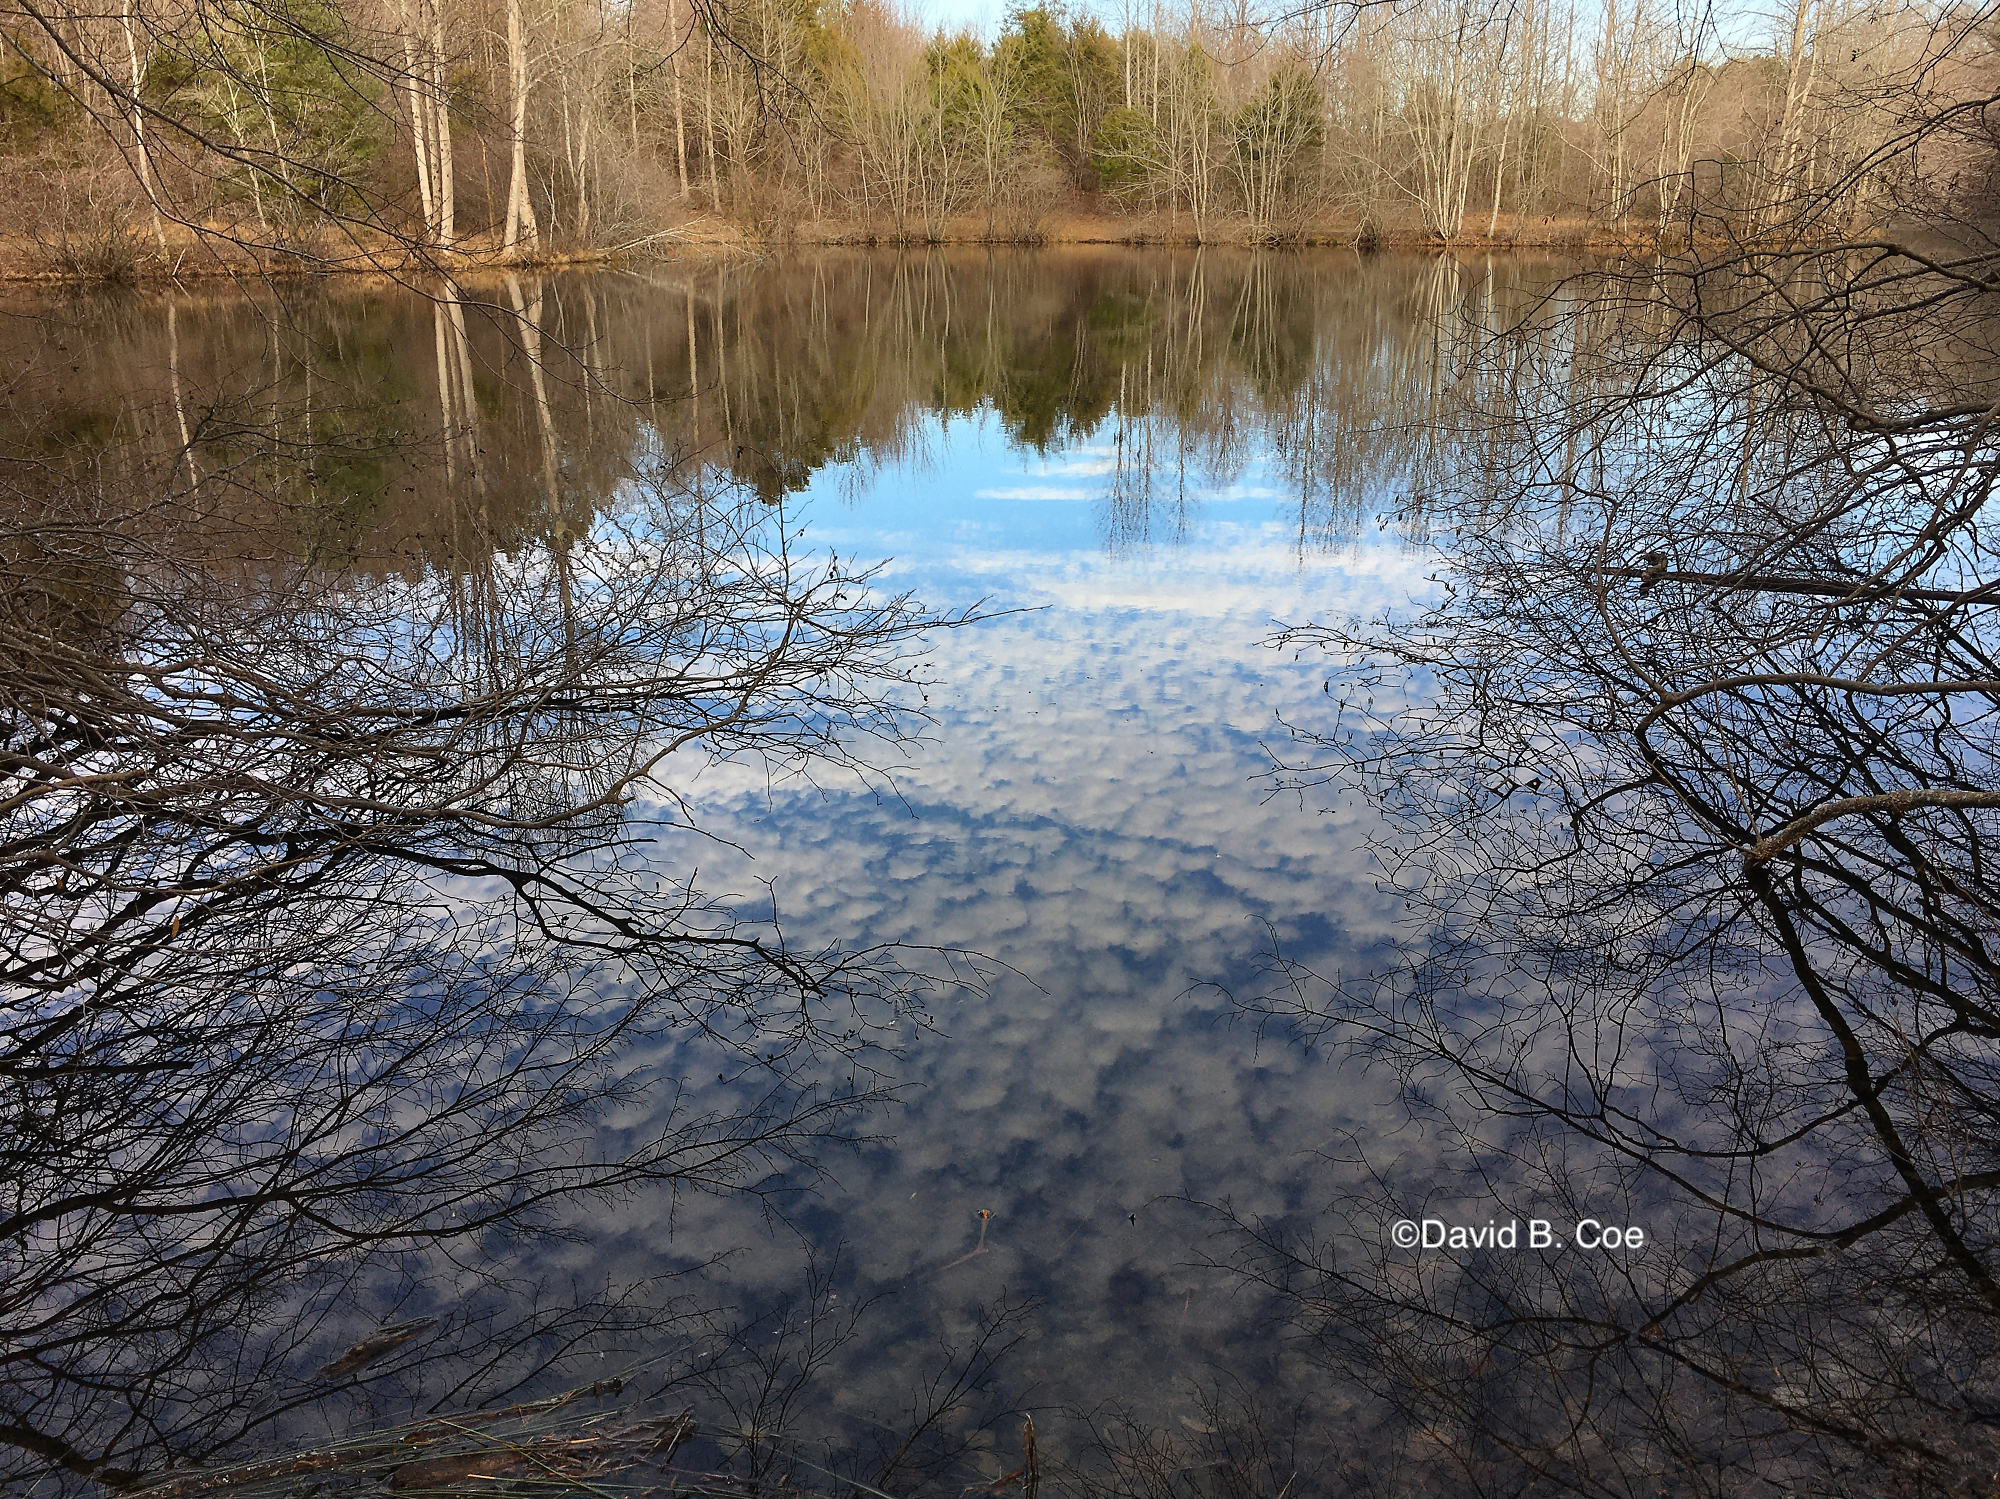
[0,342,984,1490]
[1247,240,2000,1493]
[0,252,1540,571]
[26,247,1969,1497]
[0,252,1552,1499]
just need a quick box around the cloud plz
[971,486,1097,501]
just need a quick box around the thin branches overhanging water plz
[0,449,982,1492]
[1234,178,2000,1493]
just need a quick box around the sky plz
[906,0,1012,39]
[899,0,1781,54]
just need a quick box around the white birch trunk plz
[504,0,539,251]
[121,0,167,249]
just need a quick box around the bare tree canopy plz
[0,0,1984,263]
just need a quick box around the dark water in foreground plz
[5,251,1577,1487]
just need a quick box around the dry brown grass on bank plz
[776,207,1667,252]
[0,207,1676,284]
[0,212,756,284]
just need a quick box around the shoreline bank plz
[0,211,1660,285]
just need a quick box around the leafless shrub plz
[23,161,156,281]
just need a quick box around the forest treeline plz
[0,0,1986,270]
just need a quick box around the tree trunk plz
[669,0,689,197]
[402,32,437,238]
[703,23,720,205]
[121,0,167,250]
[503,0,539,252]
[429,0,455,242]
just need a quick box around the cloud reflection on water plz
[609,419,1433,1432]
[2,250,1572,1489]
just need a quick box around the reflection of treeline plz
[0,281,620,567]
[0,252,1568,562]
[0,0,1974,267]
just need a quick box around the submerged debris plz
[386,1414,695,1490]
[313,1319,442,1381]
[124,1383,663,1499]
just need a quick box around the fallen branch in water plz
[124,1382,644,1499]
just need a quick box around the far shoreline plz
[0,210,1670,286]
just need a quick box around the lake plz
[1,250,1659,1493]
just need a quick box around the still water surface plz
[8,250,1569,1479]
